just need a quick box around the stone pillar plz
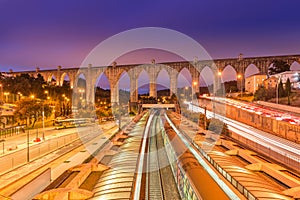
[85,64,95,105]
[149,74,157,98]
[130,74,138,103]
[191,73,200,94]
[170,71,177,96]
[57,66,62,86]
[213,72,222,96]
[149,66,157,98]
[110,82,119,105]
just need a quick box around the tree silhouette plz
[286,78,291,105]
[268,60,290,75]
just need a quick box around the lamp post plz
[4,92,9,103]
[17,92,22,101]
[42,103,45,140]
[27,129,30,162]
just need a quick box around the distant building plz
[245,73,267,93]
[271,70,300,89]
[263,76,278,89]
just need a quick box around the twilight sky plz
[1,0,300,70]
[1,0,300,89]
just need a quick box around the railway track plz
[144,110,180,200]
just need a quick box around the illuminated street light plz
[30,95,35,99]
[4,92,9,103]
[17,92,22,101]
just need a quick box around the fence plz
[0,132,79,175]
[0,125,26,138]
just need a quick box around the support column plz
[57,66,62,86]
[130,75,138,103]
[170,72,177,97]
[149,78,157,98]
[191,73,200,94]
[213,72,222,95]
[85,81,95,106]
[110,83,119,105]
[85,64,95,106]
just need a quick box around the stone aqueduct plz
[10,54,300,105]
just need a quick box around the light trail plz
[188,103,300,162]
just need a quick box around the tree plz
[14,99,51,127]
[286,78,291,105]
[254,86,267,101]
[278,79,285,100]
[268,60,290,75]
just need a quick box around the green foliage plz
[286,78,291,105]
[254,86,267,101]
[223,80,238,93]
[268,60,290,75]
[14,99,52,127]
[1,74,46,98]
[278,79,285,97]
[254,85,276,101]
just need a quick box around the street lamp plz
[4,92,9,103]
[17,92,22,101]
[42,105,45,140]
[30,95,35,99]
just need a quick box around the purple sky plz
[1,0,300,91]
[1,0,300,71]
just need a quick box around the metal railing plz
[0,125,26,138]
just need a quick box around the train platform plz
[89,113,148,199]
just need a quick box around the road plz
[206,97,300,124]
[0,124,109,155]
[187,102,300,163]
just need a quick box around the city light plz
[4,92,9,103]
